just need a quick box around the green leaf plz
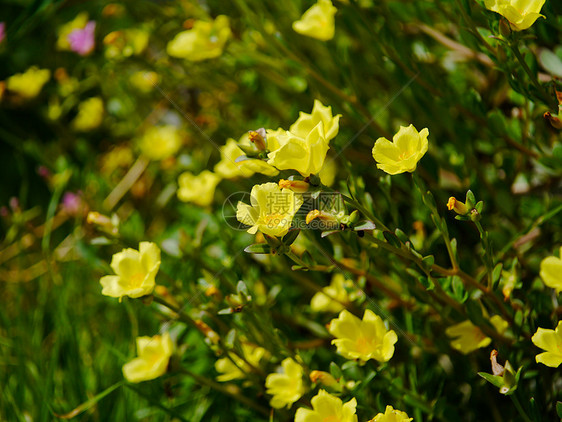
[282,229,300,246]
[556,401,562,418]
[354,221,377,231]
[478,372,504,389]
[329,362,343,379]
[54,381,125,419]
[383,231,402,248]
[539,49,562,78]
[244,244,272,254]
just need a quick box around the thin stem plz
[180,367,270,417]
[340,193,389,231]
[510,394,533,422]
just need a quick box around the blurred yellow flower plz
[139,125,182,161]
[265,357,305,409]
[122,332,173,383]
[72,97,104,131]
[177,170,221,207]
[329,309,397,363]
[368,405,412,422]
[484,0,546,31]
[57,12,89,50]
[236,182,303,237]
[130,70,159,92]
[6,67,50,99]
[319,156,338,186]
[539,247,562,293]
[311,274,355,313]
[214,136,279,179]
[531,321,562,368]
[372,124,429,175]
[104,28,150,59]
[267,100,340,176]
[445,316,508,354]
[100,242,161,301]
[167,15,231,61]
[293,0,337,41]
[295,389,357,422]
[215,342,268,382]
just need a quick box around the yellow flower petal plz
[293,0,337,41]
[122,332,173,383]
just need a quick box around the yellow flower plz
[319,156,338,187]
[266,100,340,176]
[293,0,337,41]
[531,321,562,368]
[57,13,89,51]
[177,170,221,207]
[122,332,173,383]
[294,389,357,422]
[265,358,305,409]
[139,125,183,161]
[483,0,546,31]
[290,99,341,143]
[214,136,279,179]
[539,247,562,293]
[372,125,429,175]
[236,182,303,237]
[329,309,397,363]
[311,274,354,313]
[215,343,268,382]
[446,197,469,215]
[72,97,104,131]
[368,405,412,422]
[167,15,231,61]
[6,67,50,99]
[100,242,161,301]
[445,316,508,354]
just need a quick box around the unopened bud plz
[305,210,339,229]
[195,319,220,344]
[544,112,562,129]
[87,211,119,235]
[499,18,512,38]
[310,370,337,387]
[248,128,267,151]
[447,197,468,215]
[279,179,309,193]
[469,208,481,222]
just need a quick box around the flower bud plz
[447,197,468,215]
[248,128,267,151]
[278,179,309,193]
[309,370,338,387]
[87,211,119,235]
[195,319,220,344]
[305,210,339,229]
[544,112,562,129]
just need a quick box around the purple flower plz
[68,21,96,56]
[61,191,87,217]
[0,22,5,44]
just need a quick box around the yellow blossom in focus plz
[319,156,338,186]
[215,343,268,382]
[267,100,340,177]
[214,136,279,179]
[122,332,173,383]
[539,247,562,293]
[445,316,508,354]
[329,309,397,363]
[369,405,412,422]
[57,13,89,50]
[483,0,546,31]
[531,321,562,368]
[177,170,221,207]
[265,358,305,409]
[100,242,161,301]
[167,16,231,61]
[311,274,355,313]
[294,389,357,422]
[236,182,303,237]
[290,99,341,142]
[139,125,182,161]
[6,67,50,99]
[293,0,337,41]
[372,124,429,175]
[72,97,104,131]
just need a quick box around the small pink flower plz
[0,22,5,44]
[68,21,96,56]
